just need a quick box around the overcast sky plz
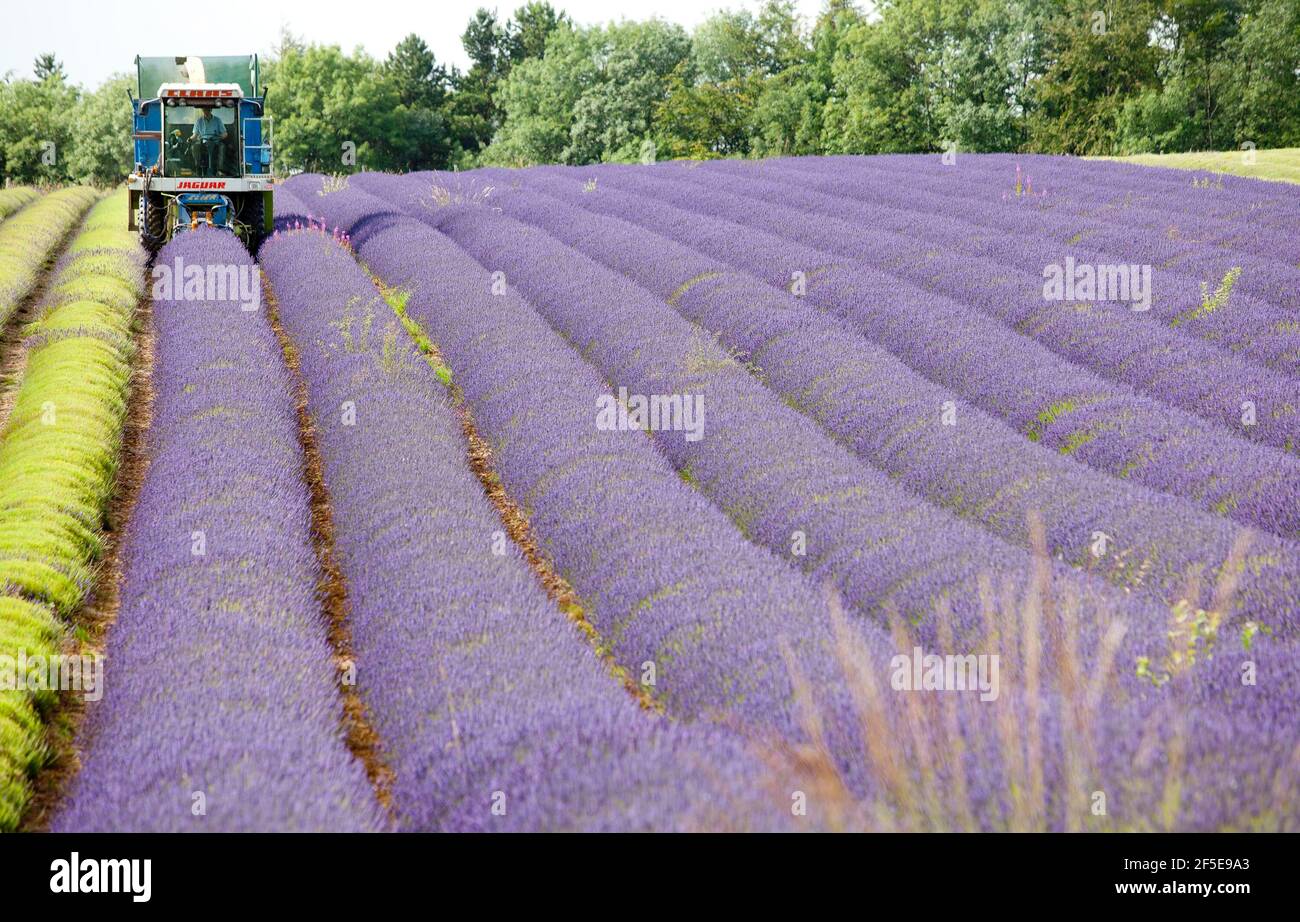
[1,0,831,89]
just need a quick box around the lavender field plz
[6,154,1300,833]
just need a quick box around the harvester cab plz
[127,55,274,254]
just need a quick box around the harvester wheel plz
[139,191,167,253]
[240,194,265,255]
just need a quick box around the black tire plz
[240,193,265,255]
[139,191,167,253]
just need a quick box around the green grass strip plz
[1097,148,1300,185]
[0,190,144,830]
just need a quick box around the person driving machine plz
[192,106,228,175]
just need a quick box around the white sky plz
[1,0,833,89]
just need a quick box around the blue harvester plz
[128,55,274,253]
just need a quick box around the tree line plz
[3,0,1298,184]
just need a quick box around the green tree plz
[935,0,1054,152]
[383,34,454,170]
[450,4,566,161]
[654,62,755,159]
[656,0,812,159]
[33,53,65,82]
[486,19,691,165]
[463,8,510,75]
[1226,0,1300,148]
[749,0,863,157]
[820,0,1048,155]
[507,1,570,63]
[0,73,78,183]
[67,73,134,185]
[822,0,940,153]
[1027,0,1162,154]
[269,44,411,172]
[567,20,692,163]
[386,34,449,110]
[1166,0,1244,150]
[481,24,596,164]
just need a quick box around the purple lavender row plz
[1092,636,1300,830]
[726,156,1300,366]
[349,171,1183,654]
[504,165,1300,540]
[402,173,1300,632]
[277,177,887,775]
[55,229,383,831]
[738,157,1300,375]
[660,163,1300,450]
[259,227,783,831]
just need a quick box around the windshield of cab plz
[162,105,239,177]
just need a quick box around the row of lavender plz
[350,170,1300,637]
[274,183,879,771]
[687,159,1300,392]
[761,155,1300,307]
[283,174,1299,828]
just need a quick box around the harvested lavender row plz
[724,158,1300,377]
[387,174,1300,632]
[660,164,1300,451]
[347,173,1184,658]
[260,227,785,831]
[530,166,1300,539]
[54,229,383,832]
[284,179,883,770]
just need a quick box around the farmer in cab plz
[192,106,227,175]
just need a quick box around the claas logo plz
[161,88,237,97]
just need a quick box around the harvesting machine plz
[127,55,274,253]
